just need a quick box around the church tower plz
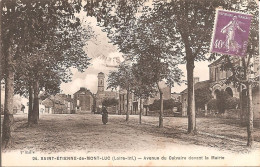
[97,72,105,93]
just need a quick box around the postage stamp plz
[210,9,252,57]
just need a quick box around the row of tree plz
[1,0,93,149]
[1,0,258,149]
[90,0,258,147]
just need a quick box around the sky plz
[60,13,212,95]
[60,16,123,95]
[1,4,214,109]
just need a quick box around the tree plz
[1,0,87,148]
[151,0,259,134]
[218,1,259,147]
[149,99,174,111]
[195,88,212,111]
[103,4,183,127]
[225,97,239,110]
[130,73,157,124]
[216,90,231,114]
[208,99,217,111]
[151,0,229,133]
[107,62,135,121]
[14,23,92,125]
[92,0,258,136]
[102,98,118,107]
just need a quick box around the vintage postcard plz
[1,0,259,166]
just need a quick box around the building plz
[95,72,118,113]
[118,81,172,115]
[180,55,260,118]
[208,56,259,118]
[180,78,211,116]
[73,87,94,113]
[171,92,181,102]
[42,94,73,114]
[208,57,238,98]
[1,84,32,115]
[147,82,171,104]
[118,89,135,115]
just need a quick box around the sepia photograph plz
[0,0,259,166]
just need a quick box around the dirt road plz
[2,113,260,166]
[2,113,259,154]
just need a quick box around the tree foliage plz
[102,98,118,107]
[195,88,213,109]
[1,0,92,148]
[107,62,135,91]
[217,1,259,147]
[208,99,217,111]
[216,90,231,114]
[149,99,181,111]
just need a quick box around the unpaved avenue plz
[2,113,260,154]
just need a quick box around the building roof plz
[180,80,211,94]
[208,56,240,67]
[73,87,93,97]
[42,94,72,107]
[208,56,225,67]
[96,90,118,97]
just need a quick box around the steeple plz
[97,72,105,93]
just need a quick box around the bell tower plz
[97,72,105,93]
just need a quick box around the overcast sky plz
[60,13,212,96]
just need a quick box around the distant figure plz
[101,106,108,125]
[21,104,25,113]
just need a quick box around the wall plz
[149,86,171,104]
[74,90,93,113]
[253,88,260,119]
[180,93,188,116]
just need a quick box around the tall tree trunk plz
[181,29,196,134]
[243,58,253,147]
[159,91,163,128]
[139,98,142,124]
[32,80,39,124]
[126,89,129,121]
[135,103,137,115]
[157,82,164,128]
[0,0,2,117]
[28,84,34,126]
[2,42,15,149]
[246,82,253,147]
[0,74,1,113]
[239,84,243,122]
[53,100,55,114]
[123,94,125,114]
[0,70,1,150]
[186,58,196,134]
[119,95,121,115]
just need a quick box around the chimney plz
[80,87,85,91]
[194,77,199,84]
